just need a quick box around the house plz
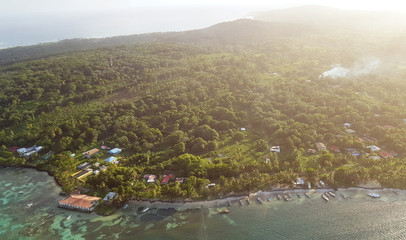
[144,174,157,183]
[307,149,316,154]
[329,146,341,153]
[378,151,392,159]
[58,194,100,212]
[161,174,175,184]
[345,129,356,134]
[83,148,100,158]
[344,123,351,128]
[17,148,28,155]
[295,178,305,186]
[366,145,381,152]
[345,148,360,156]
[104,156,118,164]
[103,192,117,201]
[240,128,246,131]
[78,162,91,170]
[72,169,93,181]
[108,148,122,155]
[390,151,398,157]
[206,183,216,188]
[176,178,185,184]
[315,142,326,151]
[270,146,280,153]
[101,145,110,150]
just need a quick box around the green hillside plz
[1,15,406,203]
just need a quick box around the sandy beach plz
[128,186,400,210]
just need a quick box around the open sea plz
[1,167,406,240]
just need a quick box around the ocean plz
[1,167,406,240]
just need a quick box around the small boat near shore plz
[267,196,271,201]
[123,204,128,209]
[340,193,347,199]
[257,198,263,204]
[284,195,292,201]
[219,209,229,214]
[328,191,336,197]
[277,194,281,200]
[368,193,380,198]
[19,191,23,194]
[304,192,310,198]
[26,202,33,208]
[239,200,244,206]
[66,215,71,220]
[246,199,251,205]
[141,207,150,213]
[392,190,400,195]
[322,193,329,202]
[227,200,232,206]
[288,193,292,198]
[296,193,301,198]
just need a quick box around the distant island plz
[1,6,406,213]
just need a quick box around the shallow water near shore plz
[1,167,406,240]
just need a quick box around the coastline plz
[1,166,399,212]
[128,187,401,210]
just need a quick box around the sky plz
[1,0,406,48]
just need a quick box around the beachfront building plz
[144,174,157,183]
[71,169,93,181]
[161,174,175,184]
[103,192,117,201]
[108,148,122,155]
[83,148,100,158]
[58,194,100,212]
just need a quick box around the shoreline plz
[1,166,401,211]
[128,187,402,210]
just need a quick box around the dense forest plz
[1,16,406,203]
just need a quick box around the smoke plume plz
[321,57,381,78]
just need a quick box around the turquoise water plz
[1,168,406,240]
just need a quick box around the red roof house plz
[161,174,175,184]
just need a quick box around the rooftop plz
[59,194,100,209]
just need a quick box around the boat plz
[296,193,301,198]
[219,209,229,214]
[328,191,336,197]
[123,204,128,209]
[392,190,400,195]
[267,196,271,201]
[26,202,33,208]
[304,192,310,198]
[368,193,380,198]
[283,195,290,201]
[322,193,329,202]
[227,200,232,206]
[257,198,263,204]
[288,193,292,198]
[66,215,71,220]
[246,199,251,205]
[277,194,281,200]
[239,200,244,206]
[340,193,347,199]
[141,207,150,213]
